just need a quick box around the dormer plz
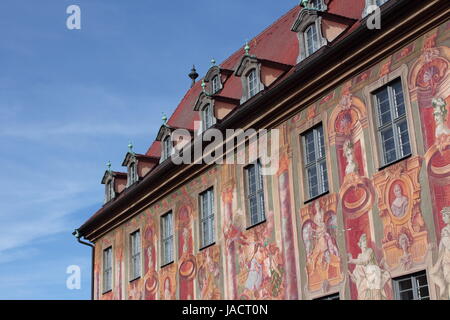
[193,86,240,134]
[122,146,160,187]
[101,166,127,204]
[235,49,292,104]
[156,120,193,162]
[292,2,356,63]
[204,61,233,95]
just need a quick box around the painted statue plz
[348,234,391,300]
[430,207,450,300]
[244,243,264,292]
[398,232,412,271]
[432,97,450,139]
[343,139,358,175]
[390,183,409,218]
[309,201,339,270]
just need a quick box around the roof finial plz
[244,40,250,56]
[211,58,216,66]
[300,0,309,8]
[106,161,112,172]
[128,141,134,154]
[162,113,168,125]
[188,65,199,88]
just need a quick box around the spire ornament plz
[244,41,250,56]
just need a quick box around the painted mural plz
[93,22,450,300]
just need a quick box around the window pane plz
[319,161,329,194]
[305,132,316,164]
[400,290,414,300]
[397,121,411,157]
[380,127,396,164]
[376,89,392,127]
[398,278,412,291]
[307,166,318,198]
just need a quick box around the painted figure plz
[430,207,450,300]
[348,234,391,300]
[309,201,339,270]
[244,244,264,291]
[390,183,409,218]
[398,233,412,271]
[432,97,450,138]
[343,139,358,175]
[164,277,172,300]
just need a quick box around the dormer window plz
[201,103,215,131]
[211,75,220,94]
[247,69,258,99]
[291,9,327,62]
[105,179,115,203]
[127,162,138,186]
[305,24,319,56]
[162,135,172,161]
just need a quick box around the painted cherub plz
[343,139,358,175]
[432,97,450,139]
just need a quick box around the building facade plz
[77,0,450,300]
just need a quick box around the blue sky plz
[0,0,294,299]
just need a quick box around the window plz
[302,124,329,200]
[315,293,340,300]
[105,180,114,203]
[200,188,215,248]
[162,135,172,161]
[245,160,266,227]
[127,162,138,186]
[305,24,319,57]
[130,230,141,280]
[376,0,388,6]
[247,69,258,99]
[211,75,220,94]
[373,78,411,167]
[309,0,325,10]
[201,104,215,131]
[393,271,429,300]
[103,247,113,293]
[363,0,389,17]
[161,212,174,266]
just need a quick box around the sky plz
[0,0,295,299]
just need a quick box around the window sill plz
[199,242,216,252]
[161,261,174,269]
[129,276,141,283]
[246,219,267,231]
[378,154,412,171]
[102,289,112,295]
[304,190,330,205]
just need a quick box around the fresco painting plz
[93,24,450,300]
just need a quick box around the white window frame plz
[199,187,215,248]
[305,24,319,57]
[129,230,141,281]
[201,103,215,131]
[211,75,220,94]
[102,246,113,293]
[373,78,411,168]
[161,211,174,266]
[162,135,173,161]
[245,160,266,227]
[302,124,329,200]
[247,69,258,99]
[393,271,429,300]
[127,161,138,187]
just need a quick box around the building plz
[75,0,450,300]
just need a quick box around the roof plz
[80,0,397,238]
